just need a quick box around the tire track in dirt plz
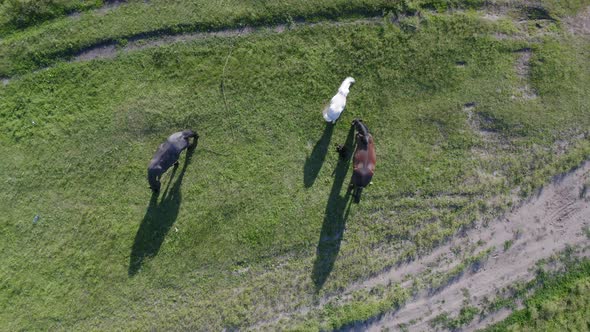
[564,6,590,36]
[6,3,584,85]
[251,160,589,330]
[0,18,380,85]
[344,161,590,331]
[71,18,381,63]
[512,48,538,100]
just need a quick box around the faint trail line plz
[0,18,381,85]
[219,28,245,139]
[2,2,586,85]
[73,19,379,62]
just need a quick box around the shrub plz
[0,0,99,30]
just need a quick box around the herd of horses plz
[147,80,376,203]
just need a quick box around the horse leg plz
[354,187,363,203]
[151,176,161,193]
[189,135,199,149]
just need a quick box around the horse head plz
[338,77,356,97]
[351,119,369,145]
[181,129,198,139]
[181,129,199,147]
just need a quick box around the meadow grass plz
[483,258,590,332]
[0,0,589,77]
[0,0,102,33]
[6,0,588,77]
[0,3,589,330]
[0,0,408,76]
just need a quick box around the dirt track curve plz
[344,161,590,331]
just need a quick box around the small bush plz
[0,0,100,30]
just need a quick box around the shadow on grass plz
[312,125,354,291]
[128,146,196,276]
[304,123,334,188]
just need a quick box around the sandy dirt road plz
[345,161,590,331]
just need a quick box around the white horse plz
[323,77,355,124]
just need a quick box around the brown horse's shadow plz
[312,126,354,291]
[304,123,334,188]
[128,146,196,276]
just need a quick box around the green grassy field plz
[483,257,590,332]
[0,0,103,31]
[1,0,589,330]
[2,0,587,77]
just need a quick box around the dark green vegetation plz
[432,305,480,330]
[484,258,590,332]
[1,0,589,330]
[0,0,102,32]
[0,0,586,77]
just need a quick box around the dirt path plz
[72,26,256,62]
[0,18,378,85]
[1,4,584,85]
[345,161,590,331]
[72,19,380,63]
[565,5,590,36]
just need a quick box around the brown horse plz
[349,119,376,203]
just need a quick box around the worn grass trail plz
[355,162,590,331]
[1,3,590,330]
[1,0,588,78]
[0,0,406,77]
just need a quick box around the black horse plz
[148,130,198,193]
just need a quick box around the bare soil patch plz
[512,49,538,100]
[69,25,272,63]
[346,161,590,331]
[73,43,118,62]
[564,6,590,36]
[71,19,380,63]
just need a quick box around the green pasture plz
[484,258,590,332]
[0,1,589,330]
[0,0,587,77]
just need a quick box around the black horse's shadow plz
[303,123,334,188]
[312,126,355,291]
[128,146,196,276]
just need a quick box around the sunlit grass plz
[0,3,589,330]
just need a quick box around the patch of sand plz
[565,6,590,36]
[345,161,590,331]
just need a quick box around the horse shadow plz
[128,146,196,276]
[303,123,334,188]
[312,126,354,291]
